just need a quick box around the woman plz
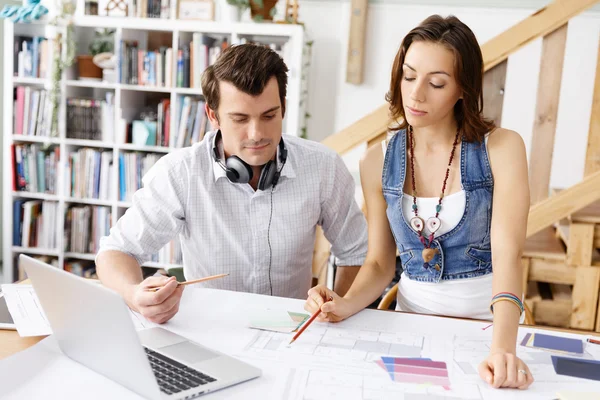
[305,15,534,390]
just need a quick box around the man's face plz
[207,77,284,167]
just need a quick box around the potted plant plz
[78,28,114,80]
[249,0,277,21]
[224,0,248,22]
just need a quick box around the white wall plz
[298,1,600,191]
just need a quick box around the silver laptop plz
[20,254,261,399]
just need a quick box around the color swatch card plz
[551,356,600,381]
[375,357,451,389]
[534,333,584,354]
[249,309,309,333]
[520,332,584,355]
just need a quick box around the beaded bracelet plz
[490,292,524,315]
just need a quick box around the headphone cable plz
[267,186,274,296]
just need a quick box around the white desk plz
[1,288,599,399]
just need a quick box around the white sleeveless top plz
[382,136,494,321]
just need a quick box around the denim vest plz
[382,129,494,283]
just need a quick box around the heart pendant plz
[410,216,424,232]
[426,217,441,233]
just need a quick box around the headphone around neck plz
[212,130,288,191]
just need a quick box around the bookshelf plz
[3,16,305,283]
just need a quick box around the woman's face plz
[400,41,462,128]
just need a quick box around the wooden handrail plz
[482,0,599,70]
[321,104,389,154]
[527,170,600,238]
[324,0,600,156]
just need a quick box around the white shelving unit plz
[3,16,304,283]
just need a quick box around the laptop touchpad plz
[159,341,219,364]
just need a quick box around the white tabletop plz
[1,287,600,399]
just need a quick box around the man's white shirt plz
[97,131,368,298]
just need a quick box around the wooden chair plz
[377,282,535,325]
[377,283,398,310]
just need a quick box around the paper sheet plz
[1,284,51,337]
[1,284,150,336]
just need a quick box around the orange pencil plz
[147,273,229,292]
[289,297,333,345]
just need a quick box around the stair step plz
[572,200,600,224]
[524,227,566,260]
[560,224,600,249]
[552,188,600,224]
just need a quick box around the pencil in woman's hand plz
[289,297,333,345]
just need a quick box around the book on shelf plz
[65,148,114,201]
[173,96,209,148]
[14,86,52,137]
[12,144,59,193]
[13,36,49,79]
[13,200,58,249]
[64,205,111,254]
[119,152,162,201]
[119,40,174,87]
[66,93,115,142]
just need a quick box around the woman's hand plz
[478,350,534,389]
[304,285,356,322]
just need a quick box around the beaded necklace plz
[408,125,461,264]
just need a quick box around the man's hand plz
[126,276,184,324]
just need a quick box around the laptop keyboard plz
[144,347,217,395]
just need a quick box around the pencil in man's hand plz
[147,273,229,292]
[289,297,333,345]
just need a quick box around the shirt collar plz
[210,131,296,184]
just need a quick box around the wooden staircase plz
[315,0,600,332]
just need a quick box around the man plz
[95,44,368,324]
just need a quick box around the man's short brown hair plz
[201,43,289,117]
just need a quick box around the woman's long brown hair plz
[386,15,495,142]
